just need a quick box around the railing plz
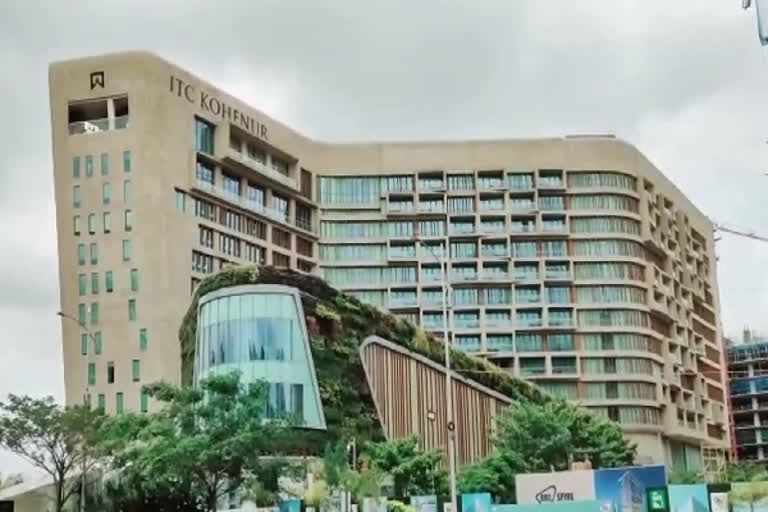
[539,179,564,188]
[69,118,110,135]
[542,224,566,232]
[452,273,478,281]
[550,318,574,327]
[545,270,570,279]
[481,272,509,280]
[480,225,506,234]
[515,272,540,280]
[418,204,445,213]
[485,319,513,328]
[195,178,316,233]
[114,115,129,129]
[389,298,418,307]
[515,296,541,304]
[482,251,509,258]
[517,318,543,327]
[552,365,577,375]
[511,225,535,233]
[487,342,514,352]
[520,366,546,376]
[454,319,480,329]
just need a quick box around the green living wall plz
[178,265,613,456]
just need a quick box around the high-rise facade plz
[50,51,728,466]
[727,338,768,463]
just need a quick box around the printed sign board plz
[494,500,603,512]
[515,470,597,505]
[593,465,666,512]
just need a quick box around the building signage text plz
[169,75,268,141]
[536,485,575,503]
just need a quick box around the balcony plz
[481,271,510,281]
[452,272,478,282]
[454,318,480,329]
[520,364,547,376]
[549,317,574,327]
[485,318,513,328]
[389,297,418,308]
[545,270,571,280]
[516,317,543,328]
[418,204,446,214]
[194,178,316,234]
[514,272,540,281]
[551,363,578,375]
[224,149,299,192]
[69,117,129,135]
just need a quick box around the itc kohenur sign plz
[169,75,268,141]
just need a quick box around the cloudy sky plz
[1,0,767,471]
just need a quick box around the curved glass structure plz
[195,284,326,429]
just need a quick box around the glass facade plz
[195,286,325,429]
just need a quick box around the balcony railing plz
[452,273,478,281]
[515,272,540,281]
[481,272,509,280]
[545,270,571,279]
[69,117,130,135]
[549,318,574,327]
[517,317,543,327]
[520,366,546,376]
[195,178,315,233]
[454,319,480,329]
[552,365,577,375]
[487,341,514,352]
[485,319,512,328]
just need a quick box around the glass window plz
[128,299,137,321]
[319,176,381,204]
[132,360,140,382]
[487,335,514,352]
[115,392,124,415]
[195,119,215,154]
[448,174,474,190]
[102,182,111,204]
[94,332,102,355]
[123,150,131,172]
[103,212,111,233]
[73,156,81,178]
[97,394,106,412]
[176,190,185,212]
[81,334,88,355]
[77,244,86,265]
[123,180,132,202]
[78,304,86,325]
[88,214,96,234]
[85,155,93,177]
[140,390,148,413]
[91,272,99,294]
[105,271,114,293]
[549,334,574,351]
[90,302,99,325]
[122,240,131,261]
[107,361,115,383]
[100,153,109,175]
[271,194,289,222]
[74,215,81,236]
[139,328,148,351]
[130,268,139,291]
[73,185,82,208]
[78,274,87,296]
[88,363,96,386]
[508,172,534,189]
[124,210,133,231]
[89,243,98,264]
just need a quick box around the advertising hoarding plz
[593,466,667,512]
[515,470,597,505]
[494,501,602,512]
[668,485,709,512]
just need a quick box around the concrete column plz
[107,97,115,130]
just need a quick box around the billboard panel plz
[668,485,709,512]
[494,501,603,512]
[593,466,666,512]
[515,470,596,505]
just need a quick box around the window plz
[455,335,481,352]
[567,172,636,191]
[88,363,96,386]
[124,210,133,231]
[220,208,240,231]
[539,195,564,210]
[549,334,574,351]
[74,215,81,236]
[176,190,185,212]
[247,143,266,164]
[90,243,98,264]
[273,252,290,268]
[199,226,213,248]
[81,334,88,355]
[139,328,148,351]
[85,155,93,177]
[100,152,109,175]
[296,204,312,231]
[222,173,241,198]
[132,360,140,382]
[272,194,289,222]
[128,299,137,321]
[91,272,99,294]
[78,304,86,325]
[547,286,571,304]
[98,394,106,412]
[122,240,131,261]
[219,233,242,257]
[116,392,124,415]
[107,362,115,383]
[123,180,132,202]
[271,156,290,177]
[539,170,563,188]
[192,251,214,273]
[195,119,215,154]
[78,274,87,296]
[123,150,131,172]
[272,229,291,250]
[102,182,111,204]
[77,244,86,265]
[73,185,82,208]
[487,335,514,352]
[515,286,540,304]
[318,176,381,204]
[571,217,641,235]
[130,268,139,291]
[519,357,546,376]
[141,390,148,413]
[88,214,96,234]
[90,302,99,325]
[448,174,473,190]
[448,196,474,213]
[73,156,81,178]
[194,197,217,221]
[508,172,533,189]
[94,332,102,355]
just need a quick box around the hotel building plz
[49,51,728,466]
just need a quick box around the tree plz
[366,437,447,498]
[0,472,23,490]
[730,481,768,512]
[668,469,704,485]
[0,395,104,512]
[103,372,275,512]
[459,399,635,503]
[727,462,768,483]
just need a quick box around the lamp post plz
[415,239,457,511]
[57,310,96,512]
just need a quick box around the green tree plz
[103,372,275,512]
[366,437,447,498]
[727,462,768,483]
[0,395,104,512]
[459,399,635,503]
[731,481,768,512]
[668,469,704,484]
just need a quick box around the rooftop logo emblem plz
[535,485,575,503]
[90,71,104,90]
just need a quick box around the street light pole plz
[57,311,94,512]
[415,239,458,510]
